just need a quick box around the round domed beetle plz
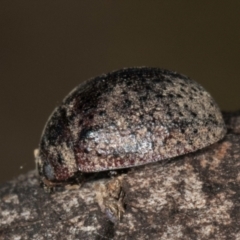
[35,67,226,188]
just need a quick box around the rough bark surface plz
[0,111,240,240]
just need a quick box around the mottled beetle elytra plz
[35,67,226,188]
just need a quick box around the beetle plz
[35,67,226,189]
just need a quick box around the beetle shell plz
[36,67,226,184]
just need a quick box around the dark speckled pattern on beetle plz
[35,67,226,186]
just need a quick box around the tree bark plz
[0,111,240,240]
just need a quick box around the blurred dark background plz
[0,1,239,184]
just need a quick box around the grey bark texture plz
[0,111,240,240]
